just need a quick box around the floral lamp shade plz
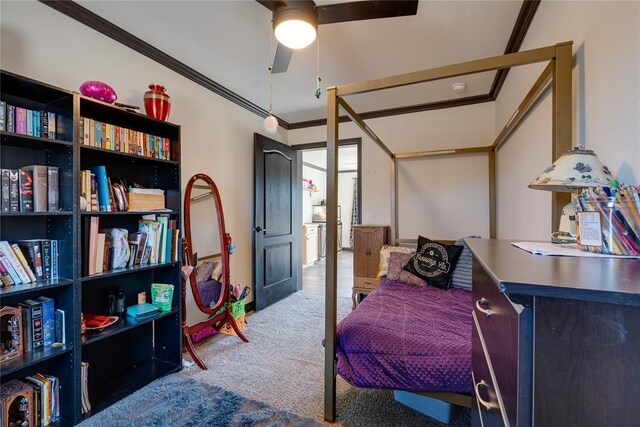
[528,147,613,192]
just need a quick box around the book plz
[0,101,5,131]
[107,177,116,211]
[8,169,19,212]
[47,112,56,139]
[44,375,60,422]
[15,107,27,134]
[128,188,165,195]
[19,240,43,279]
[90,166,111,212]
[6,104,15,132]
[126,302,160,320]
[26,109,33,136]
[173,228,180,262]
[20,299,44,351]
[165,226,173,263]
[95,233,106,274]
[138,219,160,264]
[90,173,98,211]
[41,109,49,138]
[40,239,52,280]
[85,216,99,276]
[0,248,21,285]
[55,309,65,344]
[25,376,44,425]
[1,169,9,212]
[37,296,55,347]
[157,215,168,263]
[33,373,52,425]
[22,165,48,212]
[19,168,34,212]
[0,255,16,286]
[11,243,37,282]
[51,240,58,279]
[104,228,130,269]
[83,117,90,145]
[47,166,59,211]
[0,240,31,283]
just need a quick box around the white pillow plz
[377,245,415,278]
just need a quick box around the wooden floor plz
[302,250,354,298]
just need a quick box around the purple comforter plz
[336,278,472,392]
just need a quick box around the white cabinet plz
[303,224,319,266]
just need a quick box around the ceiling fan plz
[257,0,419,73]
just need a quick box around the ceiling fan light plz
[273,5,317,50]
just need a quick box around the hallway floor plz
[302,250,354,299]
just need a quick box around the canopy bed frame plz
[323,41,574,421]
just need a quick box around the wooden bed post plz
[391,157,398,245]
[552,42,573,234]
[324,86,339,422]
[488,150,497,238]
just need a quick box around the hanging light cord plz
[268,23,273,114]
[315,36,322,99]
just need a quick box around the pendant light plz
[273,3,317,50]
[264,24,279,134]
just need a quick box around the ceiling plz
[303,145,358,171]
[75,0,524,125]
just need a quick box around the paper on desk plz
[511,242,640,259]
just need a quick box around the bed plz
[323,40,574,421]
[336,278,472,393]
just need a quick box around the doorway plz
[292,139,361,297]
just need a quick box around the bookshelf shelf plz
[1,211,73,217]
[1,131,74,149]
[85,358,181,418]
[0,278,74,297]
[80,210,175,216]
[1,70,182,425]
[82,309,179,346]
[80,145,179,165]
[80,262,179,282]
[0,345,73,377]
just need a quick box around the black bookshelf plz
[0,70,182,425]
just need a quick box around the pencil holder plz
[576,191,640,256]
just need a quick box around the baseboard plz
[245,301,256,313]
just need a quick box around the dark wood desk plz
[467,239,640,427]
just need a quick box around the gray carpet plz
[180,290,470,427]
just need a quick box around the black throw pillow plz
[403,236,463,289]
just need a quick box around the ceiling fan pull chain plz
[315,36,322,99]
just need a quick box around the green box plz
[151,283,174,312]
[215,299,245,318]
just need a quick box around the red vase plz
[144,84,171,121]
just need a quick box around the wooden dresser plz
[467,239,640,427]
[352,225,389,309]
[303,224,319,266]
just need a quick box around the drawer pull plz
[476,298,492,317]
[474,380,498,411]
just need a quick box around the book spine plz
[35,111,41,137]
[0,249,21,284]
[16,107,27,134]
[90,173,97,211]
[26,109,33,136]
[82,117,88,145]
[0,241,30,283]
[55,309,65,344]
[0,101,5,131]
[41,109,49,138]
[7,105,15,133]
[19,168,34,212]
[8,169,20,212]
[102,122,107,149]
[1,169,9,212]
[19,241,43,279]
[31,302,44,349]
[38,297,55,347]
[26,165,48,212]
[89,118,95,146]
[48,166,59,211]
[51,239,58,279]
[12,242,37,282]
[47,112,56,139]
[110,123,115,151]
[94,120,102,148]
[41,239,52,280]
[20,303,33,351]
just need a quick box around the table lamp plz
[529,147,613,243]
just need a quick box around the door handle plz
[254,226,266,233]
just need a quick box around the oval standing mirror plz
[182,173,248,370]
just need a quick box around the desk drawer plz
[473,259,528,426]
[473,313,506,427]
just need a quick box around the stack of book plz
[81,361,91,414]
[15,296,65,352]
[0,101,58,138]
[80,165,165,212]
[0,240,60,286]
[25,373,61,425]
[1,166,59,213]
[80,117,171,160]
[83,215,179,276]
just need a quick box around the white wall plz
[0,1,288,324]
[301,164,326,224]
[289,103,496,240]
[494,1,640,240]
